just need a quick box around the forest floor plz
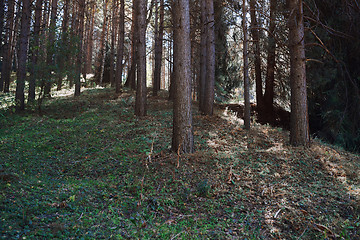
[1,87,360,239]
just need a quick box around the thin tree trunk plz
[115,0,125,93]
[243,0,251,130]
[135,0,147,116]
[57,0,69,91]
[1,0,15,92]
[125,1,138,90]
[109,0,117,87]
[0,0,4,60]
[172,0,194,153]
[203,0,215,115]
[75,0,85,96]
[85,5,96,74]
[199,0,207,111]
[249,0,263,110]
[44,0,58,96]
[15,0,31,111]
[152,0,164,96]
[289,0,310,146]
[29,0,43,102]
[98,0,108,85]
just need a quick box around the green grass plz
[1,87,359,239]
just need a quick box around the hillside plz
[1,88,359,239]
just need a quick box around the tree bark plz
[29,0,43,101]
[125,1,138,90]
[203,0,215,115]
[15,0,31,111]
[288,0,310,146]
[152,0,164,96]
[199,0,207,111]
[1,0,15,92]
[263,0,276,123]
[57,0,69,91]
[249,0,263,110]
[97,0,108,85]
[135,0,147,116]
[172,0,194,153]
[109,0,117,87]
[0,0,4,60]
[44,0,58,96]
[115,0,125,93]
[75,0,85,96]
[243,0,251,130]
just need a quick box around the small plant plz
[196,179,211,197]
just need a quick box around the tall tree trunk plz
[243,0,251,130]
[1,0,15,92]
[135,0,147,116]
[44,0,58,96]
[199,0,207,111]
[29,0,43,102]
[85,4,96,74]
[203,0,215,115]
[152,0,164,96]
[172,0,194,153]
[249,0,263,110]
[115,0,125,93]
[75,0,85,96]
[97,0,108,85]
[57,0,69,91]
[288,0,310,146]
[263,0,276,123]
[109,0,117,87]
[125,1,138,90]
[15,0,31,111]
[0,0,4,60]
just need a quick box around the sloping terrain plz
[1,88,359,239]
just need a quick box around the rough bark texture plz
[29,0,43,101]
[243,0,251,130]
[115,0,125,93]
[98,0,108,85]
[288,0,310,146]
[135,0,147,116]
[75,0,85,96]
[263,0,276,123]
[199,0,207,111]
[15,0,31,111]
[0,0,4,60]
[250,0,263,110]
[172,0,194,153]
[203,0,215,115]
[109,0,117,87]
[152,0,164,96]
[1,0,15,92]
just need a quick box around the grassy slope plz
[0,88,359,239]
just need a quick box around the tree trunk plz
[57,0,69,91]
[263,0,276,123]
[97,0,108,85]
[288,0,310,146]
[28,0,43,102]
[249,0,263,110]
[243,0,251,130]
[44,0,58,97]
[135,0,147,116]
[125,1,138,90]
[115,0,125,93]
[152,0,164,96]
[203,0,215,115]
[199,0,207,111]
[75,0,85,96]
[0,0,4,60]
[1,0,15,92]
[109,0,117,87]
[172,0,194,153]
[15,0,31,111]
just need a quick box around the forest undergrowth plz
[1,87,359,239]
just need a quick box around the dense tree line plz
[0,0,359,153]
